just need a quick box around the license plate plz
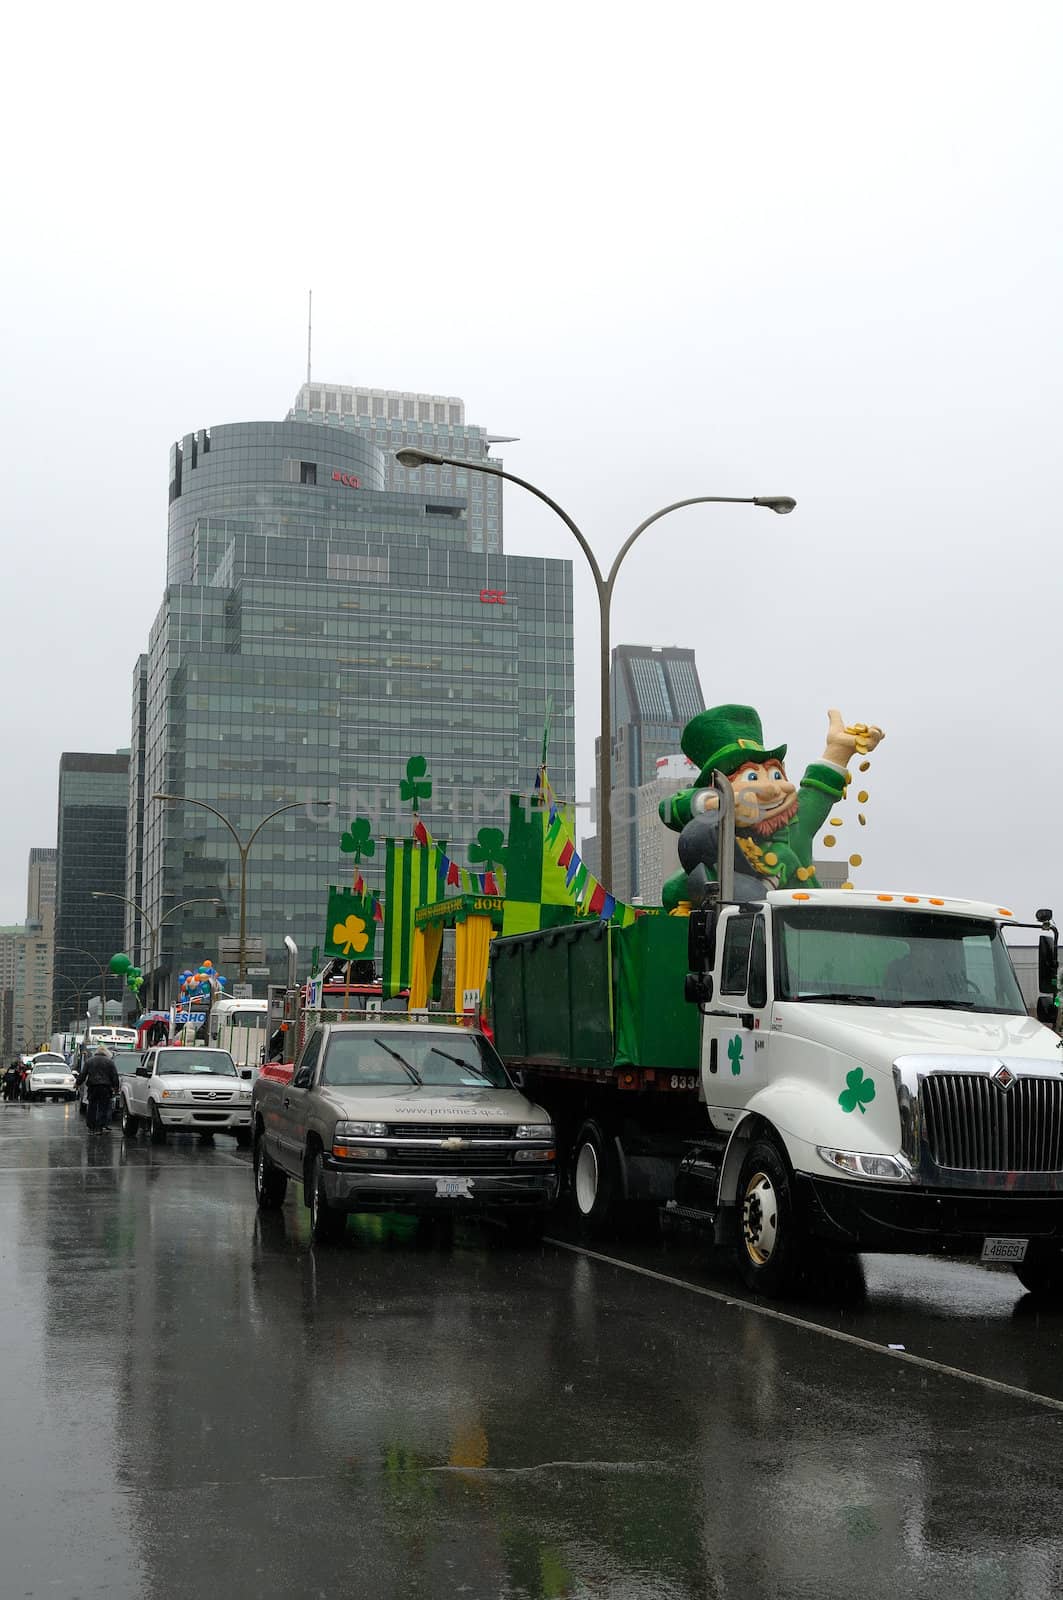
[435,1177,473,1200]
[981,1236,1028,1263]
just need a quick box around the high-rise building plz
[129,399,574,997]
[593,645,705,903]
[26,847,56,924]
[52,752,130,1026]
[288,384,514,555]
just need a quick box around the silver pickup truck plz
[251,1021,558,1242]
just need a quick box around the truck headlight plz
[515,1124,553,1140]
[335,1120,389,1138]
[817,1147,913,1183]
[160,1089,184,1101]
[514,1148,557,1162]
[333,1144,388,1160]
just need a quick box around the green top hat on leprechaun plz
[680,704,788,786]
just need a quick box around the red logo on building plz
[479,589,507,604]
[332,470,361,488]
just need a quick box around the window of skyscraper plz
[299,462,317,485]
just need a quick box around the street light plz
[55,946,114,1024]
[52,974,90,1029]
[394,448,796,882]
[150,796,327,981]
[90,891,222,1006]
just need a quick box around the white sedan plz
[27,1054,78,1102]
[121,1045,252,1145]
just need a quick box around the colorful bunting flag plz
[447,858,461,888]
[600,893,616,921]
[589,882,607,915]
[558,839,574,870]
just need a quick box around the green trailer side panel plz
[490,922,615,1070]
[613,916,700,1071]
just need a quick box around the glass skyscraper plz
[129,397,574,997]
[52,752,130,1023]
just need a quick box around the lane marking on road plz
[546,1238,1063,1415]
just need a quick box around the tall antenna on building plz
[306,289,313,387]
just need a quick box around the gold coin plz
[859,760,871,772]
[796,867,811,882]
[830,817,843,827]
[849,853,862,867]
[823,835,836,848]
[858,790,869,803]
[763,853,778,867]
[841,880,854,890]
[858,813,866,825]
[845,771,853,783]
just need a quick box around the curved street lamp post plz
[55,946,116,1025]
[151,797,327,982]
[90,891,222,1008]
[395,448,795,883]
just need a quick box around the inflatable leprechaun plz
[659,704,884,909]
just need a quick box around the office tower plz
[52,752,130,1025]
[130,400,574,995]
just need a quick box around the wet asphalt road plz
[2,1107,1063,1599]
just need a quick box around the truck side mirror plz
[1039,931,1058,996]
[688,908,718,975]
[1036,995,1059,1027]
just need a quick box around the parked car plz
[251,1021,558,1242]
[120,1046,252,1145]
[27,1053,78,1103]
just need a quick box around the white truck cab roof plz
[763,888,1020,921]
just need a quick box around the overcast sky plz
[1,0,1060,925]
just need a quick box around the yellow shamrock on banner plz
[333,914,368,956]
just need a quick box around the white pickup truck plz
[120,1045,252,1145]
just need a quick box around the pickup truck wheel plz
[121,1104,140,1138]
[572,1121,621,1236]
[1013,1246,1063,1298]
[735,1139,801,1296]
[307,1152,346,1244]
[149,1103,167,1145]
[253,1132,288,1210]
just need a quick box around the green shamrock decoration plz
[838,1066,876,1115]
[468,827,507,873]
[400,755,432,813]
[727,1035,743,1076]
[340,816,376,862]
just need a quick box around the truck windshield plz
[321,1031,510,1089]
[774,907,1027,1013]
[158,1051,237,1076]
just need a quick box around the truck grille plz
[382,1149,516,1173]
[190,1090,234,1102]
[921,1074,1063,1172]
[390,1124,517,1140]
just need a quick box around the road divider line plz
[546,1237,1063,1415]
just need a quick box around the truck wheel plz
[572,1121,621,1235]
[253,1131,288,1210]
[1013,1247,1063,1298]
[149,1103,167,1145]
[307,1151,346,1243]
[121,1104,140,1138]
[735,1139,802,1296]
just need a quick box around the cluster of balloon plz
[109,951,144,995]
[176,960,227,1005]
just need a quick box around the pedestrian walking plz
[3,1061,20,1102]
[78,1048,119,1135]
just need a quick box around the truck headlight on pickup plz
[515,1124,553,1140]
[817,1147,913,1183]
[513,1148,557,1162]
[335,1121,389,1138]
[160,1088,186,1101]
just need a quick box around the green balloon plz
[109,952,133,975]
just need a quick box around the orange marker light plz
[792,892,811,901]
[877,894,894,902]
[998,908,1013,917]
[929,897,945,906]
[903,895,919,904]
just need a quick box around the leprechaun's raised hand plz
[823,708,885,768]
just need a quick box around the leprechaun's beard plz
[746,795,800,838]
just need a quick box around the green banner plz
[324,887,377,960]
[382,840,445,998]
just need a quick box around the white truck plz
[491,782,1063,1297]
[208,998,268,1073]
[120,1045,252,1145]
